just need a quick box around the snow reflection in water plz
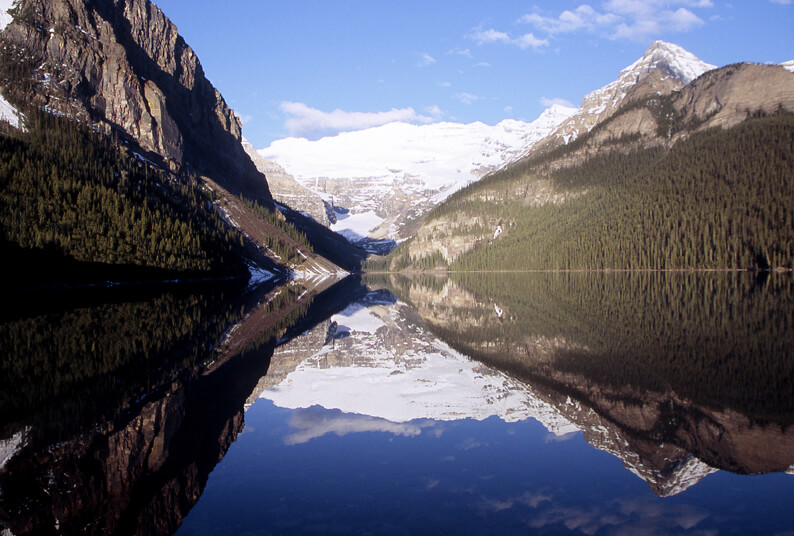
[181,274,794,535]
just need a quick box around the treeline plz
[389,272,794,424]
[381,111,794,272]
[0,109,248,280]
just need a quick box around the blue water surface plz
[178,400,794,536]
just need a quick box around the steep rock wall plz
[0,0,273,206]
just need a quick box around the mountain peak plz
[625,40,716,84]
[534,41,715,150]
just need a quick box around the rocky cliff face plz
[0,0,273,207]
[243,140,330,226]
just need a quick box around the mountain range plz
[0,0,793,278]
[257,105,576,247]
[256,40,719,247]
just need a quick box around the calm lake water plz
[1,273,793,535]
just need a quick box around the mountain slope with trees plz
[0,109,255,283]
[0,0,362,281]
[372,63,794,272]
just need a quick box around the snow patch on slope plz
[0,0,17,32]
[0,428,26,471]
[331,210,383,241]
[781,60,794,73]
[0,93,22,128]
[332,302,384,334]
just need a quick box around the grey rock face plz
[1,0,272,207]
[243,140,330,226]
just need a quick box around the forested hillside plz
[374,110,794,272]
[0,110,250,282]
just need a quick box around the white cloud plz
[448,48,473,58]
[520,1,712,41]
[468,27,548,50]
[280,101,434,138]
[515,33,550,49]
[469,28,511,45]
[284,409,435,445]
[454,92,482,105]
[425,104,444,118]
[770,0,792,4]
[417,52,436,67]
[519,5,619,34]
[540,96,576,108]
[612,7,704,40]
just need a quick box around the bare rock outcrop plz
[673,62,794,132]
[243,140,330,225]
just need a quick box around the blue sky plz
[153,1,793,148]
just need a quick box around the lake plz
[1,272,793,535]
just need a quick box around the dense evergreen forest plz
[0,110,250,283]
[373,111,794,272]
[238,194,314,264]
[381,272,794,424]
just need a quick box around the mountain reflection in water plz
[1,273,793,535]
[255,273,794,498]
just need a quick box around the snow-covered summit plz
[259,105,575,242]
[260,106,574,185]
[543,41,715,146]
[627,40,716,85]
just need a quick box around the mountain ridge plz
[532,40,716,153]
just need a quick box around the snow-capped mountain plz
[258,105,576,244]
[538,40,716,148]
[257,41,715,247]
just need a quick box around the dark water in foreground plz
[1,273,793,535]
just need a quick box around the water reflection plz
[1,272,793,535]
[0,276,358,535]
[252,272,794,500]
[381,273,794,493]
